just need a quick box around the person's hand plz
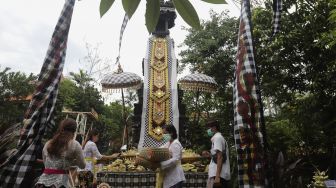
[110,153,120,158]
[214,176,221,187]
[202,150,210,158]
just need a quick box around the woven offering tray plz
[139,147,170,162]
[135,156,156,170]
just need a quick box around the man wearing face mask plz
[159,124,186,188]
[202,120,231,188]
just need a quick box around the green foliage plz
[252,0,336,185]
[322,0,336,47]
[58,78,79,108]
[0,67,36,132]
[200,0,226,4]
[99,0,115,18]
[99,102,127,153]
[145,0,160,33]
[54,71,133,153]
[253,0,336,159]
[179,11,237,149]
[99,0,226,33]
[122,0,141,18]
[0,67,36,101]
[172,0,201,30]
[266,117,299,154]
[180,0,336,185]
[69,69,93,89]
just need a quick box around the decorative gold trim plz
[150,61,167,71]
[178,82,217,93]
[153,71,165,89]
[164,42,170,126]
[148,38,171,141]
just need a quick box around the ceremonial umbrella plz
[101,64,142,148]
[178,73,218,127]
[178,73,218,93]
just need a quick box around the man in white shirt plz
[203,120,231,188]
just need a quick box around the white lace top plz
[83,140,103,172]
[36,140,86,188]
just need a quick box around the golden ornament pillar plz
[138,1,179,148]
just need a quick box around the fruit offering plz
[182,149,201,158]
[106,159,126,172]
[102,158,147,172]
[182,161,207,172]
[182,163,197,172]
[121,148,138,156]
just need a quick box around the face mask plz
[207,128,214,137]
[162,134,171,142]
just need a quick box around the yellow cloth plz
[84,157,96,162]
[85,157,97,176]
[156,169,164,188]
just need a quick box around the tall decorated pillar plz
[138,1,179,148]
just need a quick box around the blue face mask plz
[162,134,171,142]
[207,128,214,137]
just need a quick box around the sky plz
[0,0,240,77]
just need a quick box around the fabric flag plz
[0,0,75,187]
[271,0,282,37]
[233,0,266,187]
[116,13,129,64]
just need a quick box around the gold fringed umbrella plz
[101,64,142,148]
[178,73,218,128]
[178,73,218,93]
[101,65,142,93]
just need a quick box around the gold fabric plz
[148,38,171,141]
[155,169,164,188]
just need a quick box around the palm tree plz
[69,69,93,90]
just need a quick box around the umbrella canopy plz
[100,66,143,148]
[178,73,218,93]
[101,72,142,93]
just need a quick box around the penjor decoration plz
[233,0,267,187]
[138,1,179,148]
[0,0,75,186]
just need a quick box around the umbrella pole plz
[195,90,200,127]
[121,89,127,148]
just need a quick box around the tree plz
[179,11,237,150]
[0,67,37,132]
[69,69,93,90]
[79,42,113,84]
[253,0,336,159]
[54,71,131,153]
[180,0,336,185]
[99,101,129,153]
[323,0,336,47]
